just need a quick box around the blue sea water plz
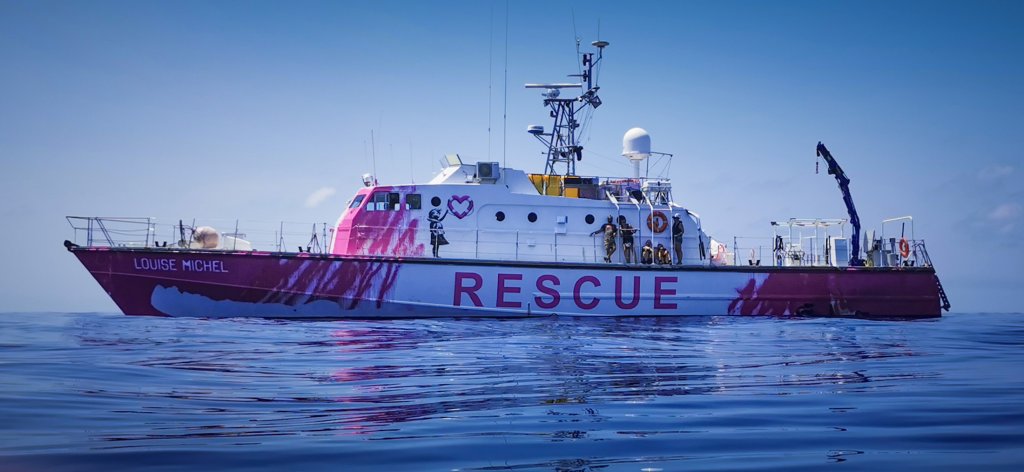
[1,313,1022,471]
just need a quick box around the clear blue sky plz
[1,0,1021,313]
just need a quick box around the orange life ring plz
[899,238,910,258]
[647,211,669,233]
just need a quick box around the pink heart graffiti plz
[447,195,475,219]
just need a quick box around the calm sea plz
[1,312,1022,471]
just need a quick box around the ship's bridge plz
[524,174,672,205]
[426,154,673,204]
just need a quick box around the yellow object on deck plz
[528,174,565,196]
[527,174,599,198]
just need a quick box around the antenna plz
[571,9,581,76]
[370,130,378,186]
[487,2,493,161]
[409,140,415,184]
[502,0,509,169]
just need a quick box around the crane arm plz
[816,142,865,266]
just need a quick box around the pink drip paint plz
[333,185,425,258]
[727,273,866,316]
[313,185,428,310]
[237,185,425,311]
[228,248,407,311]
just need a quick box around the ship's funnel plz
[622,127,651,178]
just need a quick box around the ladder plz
[915,240,951,312]
[934,275,952,312]
[605,190,623,264]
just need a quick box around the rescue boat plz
[65,40,950,318]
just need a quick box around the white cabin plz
[329,157,710,266]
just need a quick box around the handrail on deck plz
[66,216,155,248]
[881,216,915,245]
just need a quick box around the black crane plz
[816,142,866,266]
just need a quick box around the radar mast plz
[525,40,608,184]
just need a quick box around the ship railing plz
[67,216,631,263]
[728,235,931,268]
[346,224,608,263]
[345,224,710,266]
[729,235,825,267]
[66,216,157,248]
[69,217,940,268]
[168,218,335,254]
[866,237,932,268]
[66,216,336,254]
[594,177,673,204]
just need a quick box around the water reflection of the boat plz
[320,319,933,434]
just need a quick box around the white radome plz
[622,127,651,161]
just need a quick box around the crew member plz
[618,216,637,264]
[656,243,671,265]
[671,213,685,265]
[590,216,618,263]
[641,240,654,265]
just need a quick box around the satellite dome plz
[622,127,651,161]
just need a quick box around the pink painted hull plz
[70,247,942,318]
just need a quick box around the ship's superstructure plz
[328,41,707,266]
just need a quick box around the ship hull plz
[70,247,942,318]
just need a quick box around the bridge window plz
[406,194,422,210]
[366,192,400,211]
[348,195,366,209]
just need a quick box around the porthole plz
[528,212,537,223]
[585,214,595,224]
[431,196,441,207]
[496,211,505,222]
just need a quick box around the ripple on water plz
[0,313,1022,471]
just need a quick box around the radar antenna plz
[525,40,608,184]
